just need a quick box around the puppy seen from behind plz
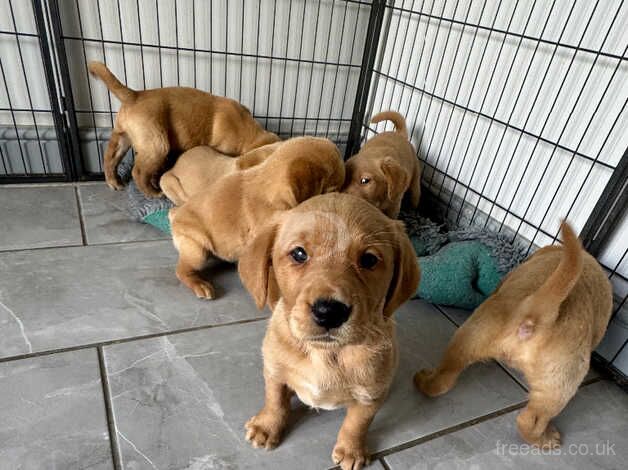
[88,61,280,197]
[414,221,613,450]
[239,193,420,470]
[343,111,422,218]
[169,137,345,300]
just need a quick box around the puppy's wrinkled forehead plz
[278,210,353,257]
[276,193,397,255]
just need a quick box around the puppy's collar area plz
[306,333,340,343]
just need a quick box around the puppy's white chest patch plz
[351,386,376,405]
[293,378,342,410]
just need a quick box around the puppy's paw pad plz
[332,444,369,470]
[192,281,215,300]
[244,417,281,450]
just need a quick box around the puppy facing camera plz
[238,193,420,470]
[414,221,613,450]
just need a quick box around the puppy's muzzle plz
[310,298,352,330]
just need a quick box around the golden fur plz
[239,193,420,470]
[169,137,345,299]
[160,142,282,205]
[414,222,613,449]
[343,111,421,218]
[88,62,279,197]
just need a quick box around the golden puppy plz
[88,62,279,197]
[239,193,420,470]
[169,137,345,299]
[159,142,282,205]
[343,111,421,218]
[414,222,612,449]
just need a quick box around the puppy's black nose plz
[310,298,352,329]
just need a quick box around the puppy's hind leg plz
[172,231,216,299]
[133,135,170,198]
[414,313,496,397]
[517,363,585,449]
[103,130,131,190]
[245,372,292,450]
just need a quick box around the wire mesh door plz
[0,0,73,182]
[360,0,628,380]
[585,151,628,384]
[50,0,373,178]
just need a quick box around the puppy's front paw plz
[105,175,125,191]
[245,414,283,450]
[332,442,369,470]
[414,369,444,397]
[190,280,215,300]
[534,424,562,450]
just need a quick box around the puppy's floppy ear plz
[236,143,280,170]
[288,159,329,205]
[380,157,409,202]
[238,222,280,310]
[383,221,420,317]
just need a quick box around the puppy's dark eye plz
[359,252,379,269]
[290,246,308,264]
[360,177,371,185]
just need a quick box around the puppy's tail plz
[370,111,408,140]
[517,221,583,339]
[88,61,137,103]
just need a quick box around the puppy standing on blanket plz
[239,193,420,470]
[160,142,282,205]
[343,111,422,218]
[88,62,279,197]
[414,222,613,449]
[170,137,345,299]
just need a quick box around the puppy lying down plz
[343,111,421,218]
[414,222,612,449]
[239,193,420,470]
[160,142,282,205]
[169,137,344,299]
[88,62,279,197]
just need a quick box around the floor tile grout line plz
[432,304,529,393]
[0,236,171,255]
[370,378,611,466]
[371,400,529,462]
[581,375,603,387]
[97,346,122,470]
[379,457,392,470]
[84,237,171,248]
[74,185,88,246]
[432,304,461,328]
[327,400,530,470]
[0,315,268,364]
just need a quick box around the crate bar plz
[31,0,76,181]
[47,0,85,179]
[345,0,387,159]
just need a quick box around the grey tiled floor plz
[0,183,625,470]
